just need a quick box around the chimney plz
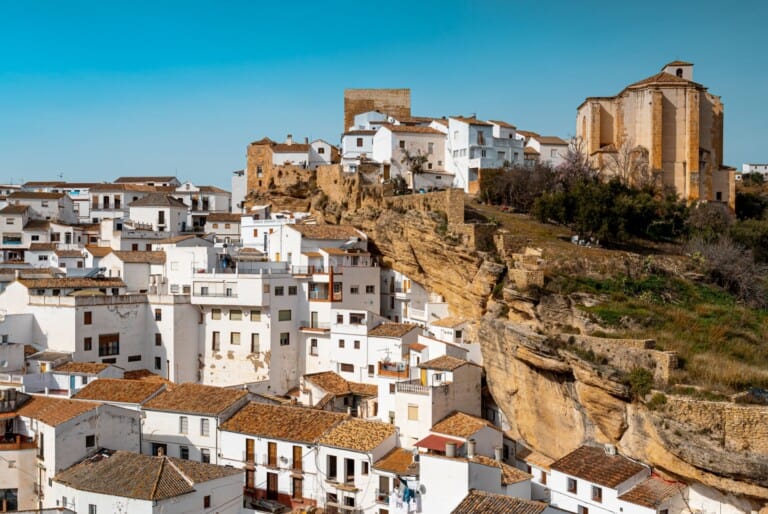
[467,439,476,459]
[445,442,456,458]
[286,134,293,145]
[304,137,309,145]
[494,446,503,462]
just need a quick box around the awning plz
[415,434,464,452]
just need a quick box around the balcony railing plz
[396,379,430,395]
[300,321,331,331]
[378,362,409,378]
[0,434,36,451]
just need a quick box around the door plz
[266,472,278,500]
[420,368,427,386]
[69,375,76,393]
[151,443,167,456]
[310,311,318,329]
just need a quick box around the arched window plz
[676,68,683,78]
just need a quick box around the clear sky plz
[0,0,765,188]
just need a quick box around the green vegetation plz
[646,392,668,410]
[626,368,655,399]
[547,272,768,392]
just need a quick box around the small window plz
[389,383,395,394]
[212,308,221,320]
[350,285,359,294]
[127,355,142,362]
[84,311,92,325]
[85,435,95,448]
[340,363,354,373]
[83,337,92,351]
[231,332,241,345]
[179,416,188,434]
[567,477,577,493]
[154,356,162,370]
[362,461,369,475]
[578,507,589,514]
[250,309,261,322]
[274,286,284,296]
[399,140,405,149]
[354,340,360,349]
[201,418,210,437]
[408,404,418,421]
[336,314,344,324]
[251,333,260,353]
[349,312,365,324]
[338,339,345,348]
[155,333,162,346]
[365,285,375,294]
[592,486,602,503]
[154,309,162,321]
[280,332,290,346]
[180,445,189,460]
[356,137,363,147]
[201,448,211,463]
[310,338,318,356]
[230,309,242,320]
[288,285,297,296]
[212,331,221,351]
[89,505,97,514]
[278,309,291,321]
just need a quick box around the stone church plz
[576,61,734,209]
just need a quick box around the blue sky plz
[0,0,765,188]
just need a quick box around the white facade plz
[372,125,447,189]
[742,163,768,175]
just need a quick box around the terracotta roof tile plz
[488,120,517,129]
[54,362,111,374]
[305,371,350,395]
[24,219,51,231]
[289,224,363,240]
[74,378,165,404]
[524,147,540,155]
[0,204,30,214]
[221,402,346,443]
[17,395,100,426]
[627,71,703,89]
[409,343,427,352]
[419,355,471,371]
[89,183,157,192]
[618,475,682,508]
[374,448,417,474]
[380,123,444,135]
[29,243,58,251]
[114,176,177,183]
[112,250,166,264]
[272,143,311,153]
[450,116,493,127]
[432,411,499,438]
[123,369,176,388]
[318,418,396,452]
[129,193,188,208]
[54,451,241,500]
[369,322,418,338]
[19,277,125,289]
[452,490,548,514]
[536,136,568,145]
[9,191,65,200]
[85,245,113,257]
[515,445,555,470]
[470,455,532,485]
[663,60,694,68]
[143,383,247,416]
[429,317,467,329]
[55,249,84,258]
[550,445,647,488]
[206,213,242,223]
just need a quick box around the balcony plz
[0,434,36,451]
[396,379,430,395]
[300,321,331,333]
[378,361,409,378]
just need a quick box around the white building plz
[517,131,569,168]
[128,193,190,233]
[231,169,247,212]
[72,377,167,411]
[171,182,232,231]
[141,383,249,462]
[52,450,243,514]
[87,183,156,223]
[6,192,77,225]
[742,163,768,175]
[372,124,449,190]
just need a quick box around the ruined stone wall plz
[343,88,411,132]
[384,188,465,224]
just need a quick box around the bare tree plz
[555,137,600,188]
[604,139,659,190]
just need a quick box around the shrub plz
[626,368,654,399]
[646,393,668,410]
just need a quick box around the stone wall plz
[384,188,465,224]
[343,88,411,132]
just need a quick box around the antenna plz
[58,172,64,180]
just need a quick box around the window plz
[83,337,92,351]
[155,333,162,346]
[251,333,260,353]
[356,137,363,147]
[498,151,505,160]
[428,142,434,154]
[399,140,405,149]
[89,505,97,514]
[278,309,291,321]
[250,309,261,321]
[477,130,485,145]
[274,286,284,296]
[340,363,354,373]
[201,448,211,463]
[354,340,360,349]
[180,445,189,460]
[224,223,231,229]
[327,455,337,479]
[230,309,242,320]
[128,355,142,362]
[310,338,318,356]
[350,285,359,294]
[154,308,162,321]
[455,330,463,339]
[318,146,326,154]
[407,404,419,420]
[288,285,297,296]
[338,339,345,348]
[154,357,162,370]
[336,314,344,324]
[362,461,369,475]
[179,416,188,434]
[567,477,577,493]
[592,486,602,503]
[84,311,92,325]
[541,471,547,485]
[212,308,221,320]
[85,435,95,448]
[349,312,365,324]
[98,334,119,356]
[280,332,290,346]
[203,495,211,508]
[231,332,241,345]
[368,364,374,375]
[578,507,589,514]
[201,419,210,437]
[212,331,221,351]
[551,149,558,158]
[716,191,723,201]
[389,383,395,394]
[365,285,375,294]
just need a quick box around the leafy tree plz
[735,191,768,220]
[687,202,733,243]
[400,149,428,192]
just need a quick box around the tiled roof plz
[430,317,467,329]
[470,455,532,485]
[663,60,693,67]
[143,383,247,416]
[432,411,499,438]
[19,277,125,289]
[380,123,444,135]
[627,71,702,89]
[123,369,175,388]
[17,395,99,426]
[515,445,555,470]
[27,350,70,361]
[54,451,241,500]
[206,213,242,223]
[348,382,378,397]
[85,245,113,257]
[450,116,493,127]
[419,355,471,371]
[452,490,548,514]
[550,445,647,488]
[409,343,427,352]
[415,433,465,452]
[89,183,157,192]
[488,120,517,129]
[318,418,396,452]
[54,362,111,374]
[368,322,418,338]
[114,176,177,183]
[221,402,346,443]
[272,143,311,153]
[24,219,51,231]
[344,130,376,136]
[22,181,66,187]
[0,204,30,214]
[74,379,165,404]
[55,250,83,258]
[112,250,166,264]
[249,137,275,146]
[305,371,350,395]
[29,243,58,251]
[289,224,363,240]
[618,475,682,508]
[154,234,200,244]
[197,185,230,194]
[129,193,188,208]
[524,147,540,155]
[516,130,540,139]
[374,448,417,475]
[536,136,568,145]
[9,191,65,199]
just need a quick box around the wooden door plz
[266,472,278,500]
[293,445,302,470]
[245,438,255,463]
[267,441,277,467]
